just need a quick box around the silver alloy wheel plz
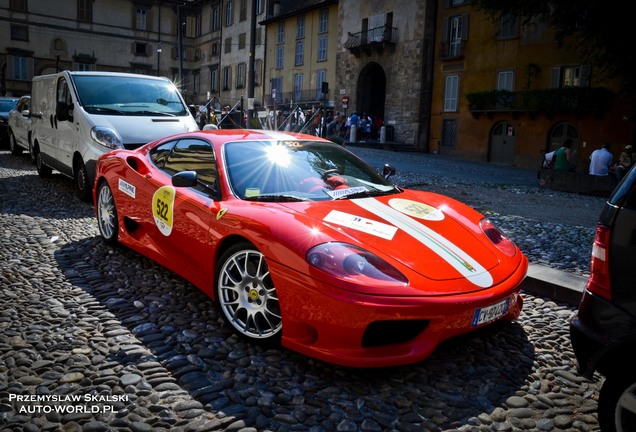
[217,248,281,340]
[97,182,117,242]
[615,382,636,432]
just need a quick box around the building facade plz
[430,0,633,169]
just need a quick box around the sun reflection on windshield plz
[265,143,292,168]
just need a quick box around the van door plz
[53,76,77,176]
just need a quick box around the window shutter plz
[461,14,469,40]
[580,65,591,87]
[442,17,449,43]
[550,67,561,88]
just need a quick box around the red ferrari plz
[94,129,527,368]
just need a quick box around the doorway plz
[356,62,386,120]
[489,121,516,165]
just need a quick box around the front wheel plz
[215,242,282,343]
[75,160,92,202]
[9,131,22,155]
[599,372,636,432]
[96,181,119,244]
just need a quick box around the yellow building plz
[430,0,633,169]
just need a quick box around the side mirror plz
[383,164,396,180]
[172,170,199,188]
[22,110,30,117]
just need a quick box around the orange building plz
[430,0,634,170]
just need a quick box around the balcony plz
[466,87,612,119]
[345,26,398,57]
[439,41,465,59]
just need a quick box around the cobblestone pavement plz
[0,150,601,431]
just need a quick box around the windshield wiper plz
[244,194,308,202]
[84,106,125,115]
[132,110,177,117]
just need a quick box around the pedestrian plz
[554,139,576,172]
[615,144,635,181]
[589,142,613,176]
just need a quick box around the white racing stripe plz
[354,198,494,288]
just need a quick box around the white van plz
[30,71,199,201]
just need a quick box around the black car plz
[570,164,636,432]
[0,97,20,146]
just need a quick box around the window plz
[256,0,263,15]
[296,16,305,39]
[317,36,327,62]
[552,65,590,88]
[319,9,328,33]
[316,69,327,99]
[277,22,285,44]
[136,8,148,31]
[10,24,29,41]
[223,66,232,90]
[210,68,218,92]
[225,1,233,26]
[185,16,199,38]
[78,0,92,22]
[239,33,246,49]
[444,75,459,112]
[441,119,457,148]
[499,14,519,39]
[10,0,27,11]
[224,37,232,54]
[211,6,220,31]
[12,56,29,80]
[240,0,247,21]
[271,77,282,103]
[155,139,217,195]
[193,73,200,94]
[256,28,262,46]
[497,70,514,91]
[275,46,283,69]
[445,15,467,57]
[78,63,91,72]
[295,41,304,66]
[134,43,148,56]
[294,73,303,102]
[236,63,246,88]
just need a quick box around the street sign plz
[341,96,349,105]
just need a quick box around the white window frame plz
[444,75,459,112]
[497,70,514,91]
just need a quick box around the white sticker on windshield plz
[323,210,398,240]
[324,186,367,199]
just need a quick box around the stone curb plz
[523,263,587,306]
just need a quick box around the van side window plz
[57,78,72,106]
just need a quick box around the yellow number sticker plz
[152,186,176,236]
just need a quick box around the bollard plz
[349,124,357,143]
[380,126,386,143]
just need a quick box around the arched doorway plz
[548,122,580,165]
[356,62,386,121]
[489,121,516,165]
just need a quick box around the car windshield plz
[72,75,188,116]
[224,140,399,201]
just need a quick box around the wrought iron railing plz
[344,26,399,49]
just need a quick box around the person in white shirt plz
[589,142,614,176]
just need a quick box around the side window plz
[163,139,217,194]
[57,78,72,106]
[149,141,176,169]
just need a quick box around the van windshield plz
[72,75,188,116]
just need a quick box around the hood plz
[85,113,198,145]
[281,190,503,289]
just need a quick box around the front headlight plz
[91,126,123,150]
[307,242,408,286]
[480,218,516,257]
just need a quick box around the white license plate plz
[472,298,509,326]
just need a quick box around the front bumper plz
[269,257,527,368]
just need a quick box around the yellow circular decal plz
[388,198,445,221]
[152,186,176,236]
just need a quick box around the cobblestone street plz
[0,150,602,431]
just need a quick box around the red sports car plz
[94,129,527,367]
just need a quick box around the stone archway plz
[355,62,386,121]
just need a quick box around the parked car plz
[94,129,528,368]
[0,96,19,147]
[30,71,199,201]
[7,95,32,157]
[570,164,636,431]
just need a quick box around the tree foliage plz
[472,0,636,97]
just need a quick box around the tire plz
[9,131,22,156]
[215,242,282,343]
[75,160,92,202]
[34,144,52,178]
[599,372,636,432]
[96,180,119,244]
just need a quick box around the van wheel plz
[75,161,92,202]
[9,131,22,156]
[34,144,52,178]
